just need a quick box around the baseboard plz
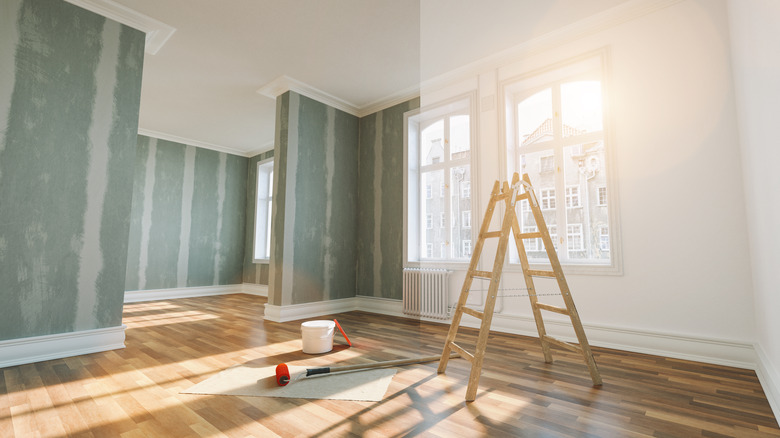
[124,284,244,303]
[264,298,361,322]
[241,283,268,297]
[0,325,126,369]
[755,343,780,421]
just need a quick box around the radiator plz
[402,268,450,319]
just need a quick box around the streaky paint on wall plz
[0,0,144,341]
[357,98,420,300]
[125,135,248,292]
[270,92,359,306]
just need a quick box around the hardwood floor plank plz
[1,294,778,437]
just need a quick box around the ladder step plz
[481,231,503,238]
[527,269,557,278]
[448,342,475,363]
[470,270,494,279]
[518,232,543,239]
[460,306,484,319]
[535,303,569,315]
[541,335,582,354]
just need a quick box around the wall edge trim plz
[0,325,126,369]
[755,343,780,421]
[64,0,176,55]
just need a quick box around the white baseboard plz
[264,296,757,370]
[124,284,244,303]
[264,298,360,322]
[0,325,126,369]
[241,283,268,297]
[755,343,780,421]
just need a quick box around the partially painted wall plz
[243,149,274,285]
[357,99,420,299]
[270,92,359,306]
[0,0,144,340]
[125,136,248,291]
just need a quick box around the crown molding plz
[258,75,361,117]
[356,83,420,117]
[65,0,176,55]
[246,141,275,158]
[138,128,256,157]
[420,0,684,94]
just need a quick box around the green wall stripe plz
[75,19,121,329]
[0,0,21,156]
[177,145,196,285]
[213,152,227,285]
[137,137,157,290]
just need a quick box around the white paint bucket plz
[301,320,335,354]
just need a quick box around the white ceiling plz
[102,0,630,156]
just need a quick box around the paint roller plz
[274,353,458,386]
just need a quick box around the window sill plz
[253,258,270,264]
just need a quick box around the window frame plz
[403,93,478,268]
[253,157,274,262]
[499,49,622,275]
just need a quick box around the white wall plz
[727,0,780,417]
[420,0,757,366]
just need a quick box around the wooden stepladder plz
[437,172,602,401]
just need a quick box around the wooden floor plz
[1,294,778,437]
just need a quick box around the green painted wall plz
[243,149,274,285]
[0,0,144,340]
[125,136,248,291]
[270,92,360,306]
[357,99,420,299]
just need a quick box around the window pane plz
[517,88,553,146]
[421,119,444,166]
[561,81,602,137]
[450,165,471,260]
[422,170,444,259]
[450,114,470,160]
[563,143,609,262]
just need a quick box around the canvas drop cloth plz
[182,364,396,402]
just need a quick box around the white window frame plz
[426,214,433,229]
[540,188,556,210]
[462,210,471,228]
[253,158,274,262]
[462,239,472,256]
[565,185,581,209]
[597,186,608,206]
[440,212,446,228]
[461,181,471,198]
[540,155,555,173]
[567,223,584,253]
[403,93,478,267]
[599,226,610,251]
[500,49,621,275]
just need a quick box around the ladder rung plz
[515,192,530,201]
[494,192,512,201]
[542,335,582,353]
[481,231,503,238]
[470,270,494,279]
[460,306,484,319]
[535,303,569,315]
[518,232,543,239]
[527,269,557,278]
[448,342,475,362]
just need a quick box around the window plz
[505,52,616,269]
[462,240,472,257]
[599,226,610,251]
[565,186,580,208]
[598,186,607,206]
[426,243,433,258]
[405,95,476,263]
[254,159,274,261]
[426,214,433,229]
[567,224,584,253]
[541,188,556,210]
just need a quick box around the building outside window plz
[505,53,615,268]
[406,96,475,262]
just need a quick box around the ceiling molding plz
[245,142,275,158]
[258,75,420,119]
[258,76,361,117]
[138,128,253,157]
[420,0,684,94]
[65,0,176,55]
